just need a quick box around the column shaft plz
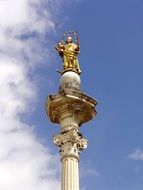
[61,157,79,190]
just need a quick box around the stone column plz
[46,71,97,190]
[54,128,87,190]
[61,156,79,190]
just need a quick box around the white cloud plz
[0,0,81,189]
[0,129,60,190]
[0,0,62,189]
[129,148,143,160]
[0,0,54,32]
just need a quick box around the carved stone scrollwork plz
[67,103,83,112]
[53,128,87,159]
[55,103,83,119]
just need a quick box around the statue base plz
[58,68,81,75]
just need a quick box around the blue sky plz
[0,0,143,190]
[33,0,143,189]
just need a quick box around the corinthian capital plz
[53,128,87,158]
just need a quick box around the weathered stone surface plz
[46,89,97,128]
[54,128,87,159]
[46,70,97,190]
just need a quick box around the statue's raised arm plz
[55,31,81,75]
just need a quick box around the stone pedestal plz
[46,71,97,190]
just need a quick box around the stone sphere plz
[60,71,81,90]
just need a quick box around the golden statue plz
[55,31,81,75]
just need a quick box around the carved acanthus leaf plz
[53,128,87,152]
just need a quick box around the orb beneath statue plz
[60,71,81,92]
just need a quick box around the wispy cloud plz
[0,0,82,189]
[0,0,65,189]
[80,167,99,190]
[80,165,100,179]
[128,148,143,161]
[84,168,100,177]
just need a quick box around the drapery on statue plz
[54,31,81,75]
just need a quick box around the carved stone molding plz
[46,90,97,125]
[54,128,87,159]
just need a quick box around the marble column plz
[46,71,97,190]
